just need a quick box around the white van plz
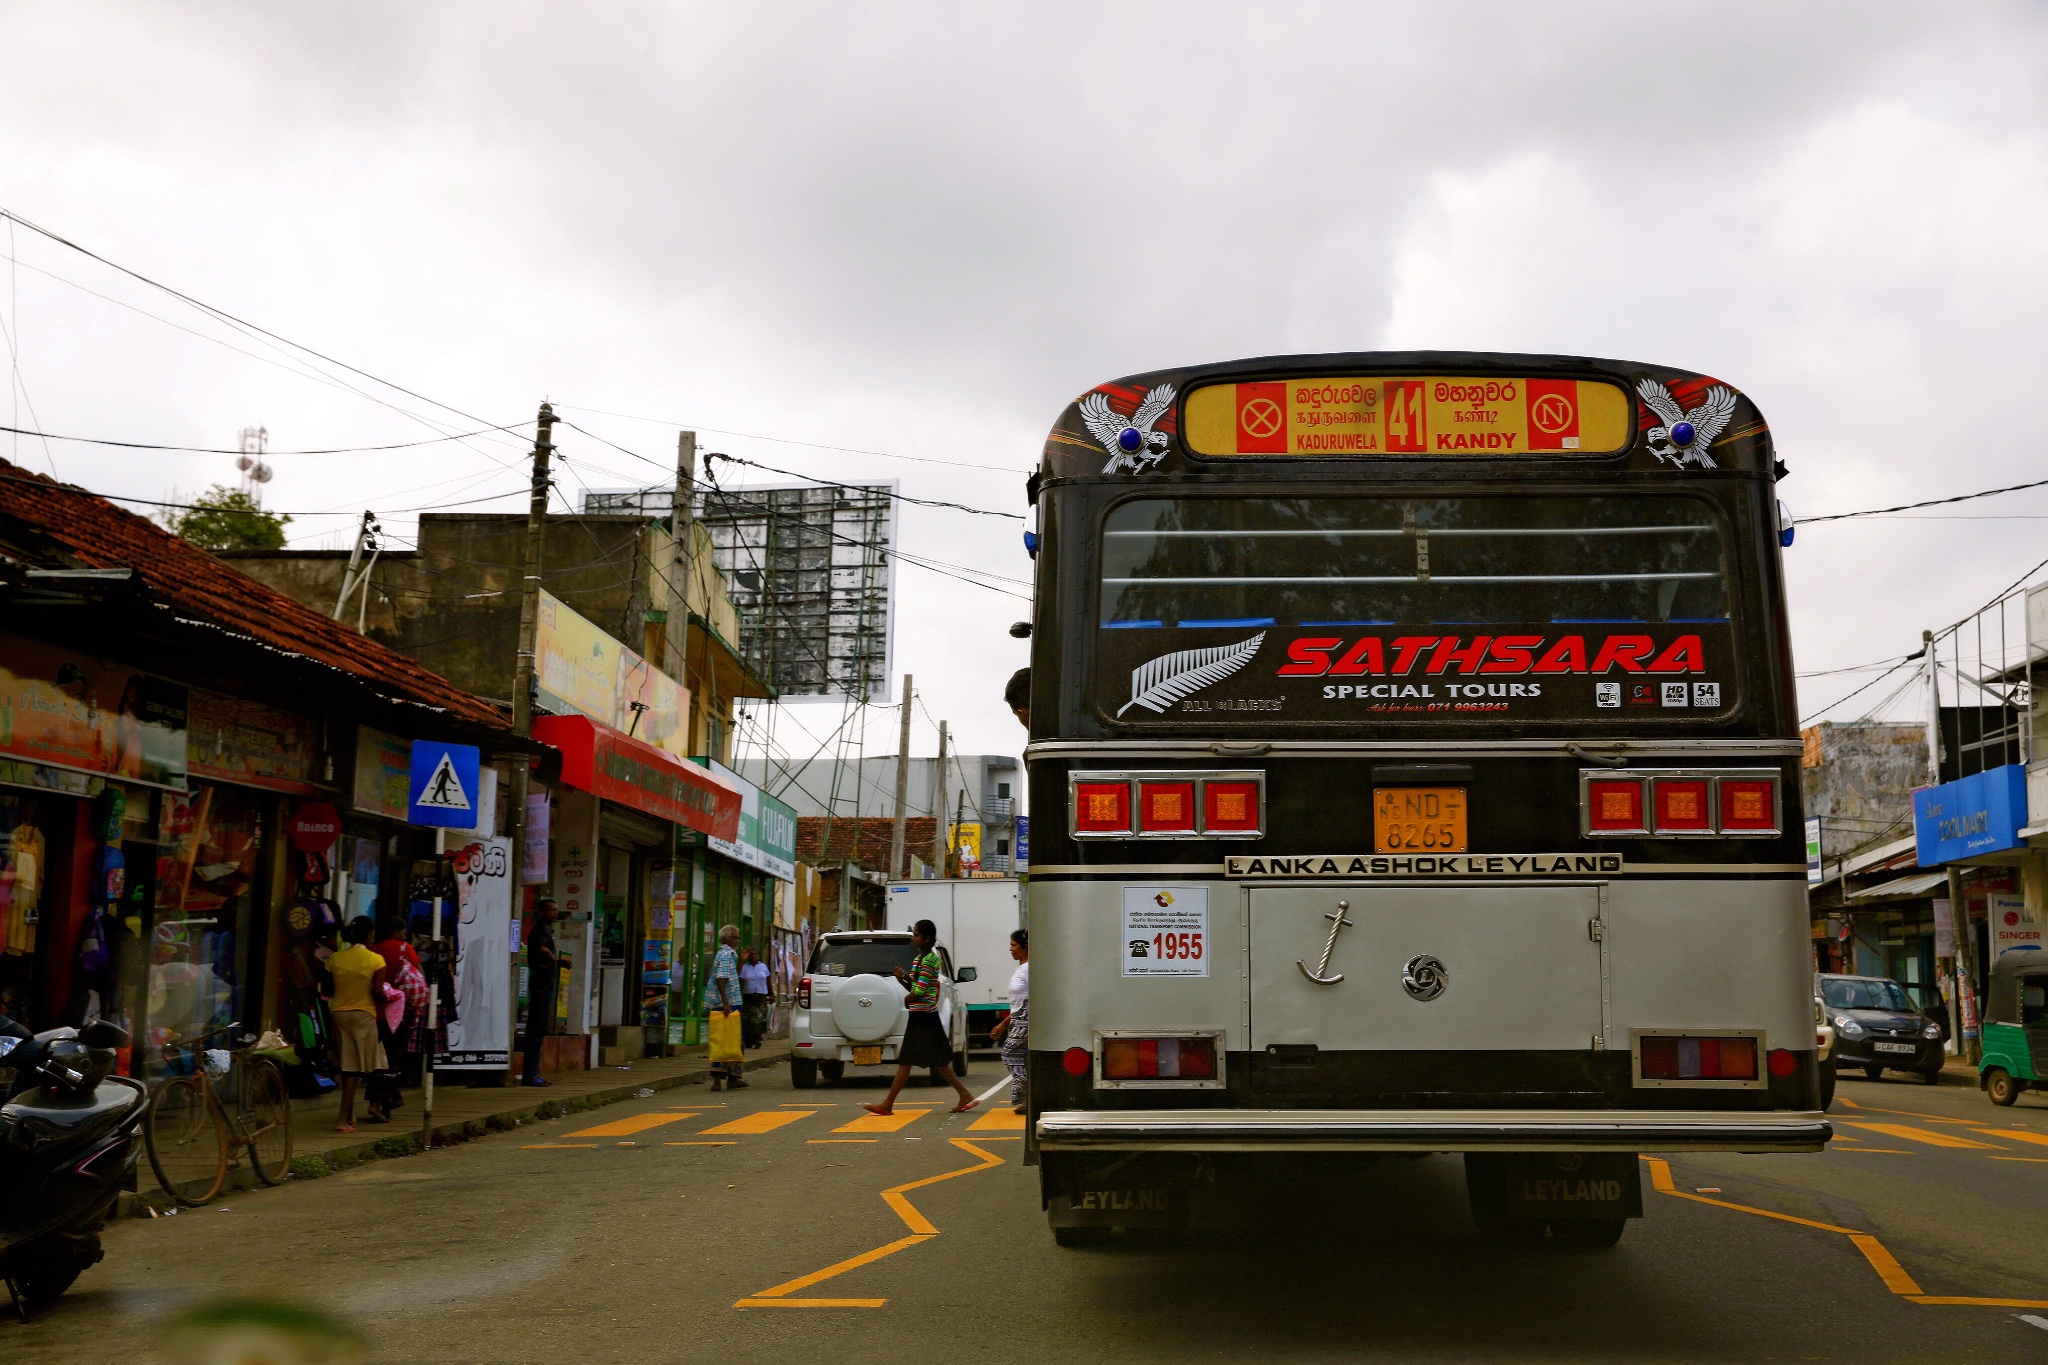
[886,879,1023,1051]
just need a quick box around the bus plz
[1020,351,1826,1249]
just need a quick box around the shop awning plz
[532,713,741,841]
[1849,871,1949,901]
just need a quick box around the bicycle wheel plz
[146,1075,228,1207]
[241,1057,293,1185]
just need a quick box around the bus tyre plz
[789,1058,818,1089]
[1550,1218,1627,1251]
[1054,1226,1111,1248]
[819,1061,845,1083]
[1987,1068,2020,1106]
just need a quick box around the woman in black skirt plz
[862,918,979,1116]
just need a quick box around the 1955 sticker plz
[1122,886,1210,977]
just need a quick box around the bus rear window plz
[1095,495,1736,724]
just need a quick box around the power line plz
[697,446,1022,520]
[1799,475,2048,524]
[0,420,526,456]
[558,403,1029,474]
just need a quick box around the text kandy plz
[1274,633,1707,677]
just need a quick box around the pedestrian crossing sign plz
[409,741,481,828]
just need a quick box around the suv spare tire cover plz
[830,974,905,1044]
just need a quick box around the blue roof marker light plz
[1117,426,1145,453]
[1670,420,1697,447]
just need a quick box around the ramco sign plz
[1914,763,2027,867]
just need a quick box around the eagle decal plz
[1080,383,1176,475]
[1638,378,1739,470]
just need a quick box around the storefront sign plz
[1914,764,2028,866]
[1805,817,1823,886]
[1015,815,1029,871]
[289,802,341,852]
[522,792,551,885]
[0,631,187,789]
[441,835,513,1069]
[535,591,691,758]
[951,822,982,874]
[352,726,410,819]
[532,713,741,841]
[1991,893,2042,957]
[188,690,317,794]
[699,759,797,882]
[1933,898,1956,957]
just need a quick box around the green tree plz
[164,484,292,551]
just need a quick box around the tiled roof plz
[797,816,939,868]
[0,459,511,732]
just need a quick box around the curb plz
[122,1049,787,1216]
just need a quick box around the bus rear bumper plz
[1034,1107,1831,1154]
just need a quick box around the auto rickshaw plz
[1979,950,2048,1105]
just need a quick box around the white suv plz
[789,931,975,1088]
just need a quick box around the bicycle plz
[144,1026,294,1207]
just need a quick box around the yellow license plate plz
[1373,787,1468,853]
[853,1046,883,1066]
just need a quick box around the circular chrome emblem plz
[1401,954,1448,1001]
[856,997,873,1008]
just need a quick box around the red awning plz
[532,713,741,841]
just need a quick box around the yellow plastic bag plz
[707,1009,743,1064]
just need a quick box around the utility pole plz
[332,510,381,628]
[929,720,949,879]
[504,402,555,1085]
[1924,629,1941,784]
[1927,626,1978,1062]
[671,431,697,740]
[950,788,968,878]
[887,675,913,880]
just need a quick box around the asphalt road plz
[9,1064,2048,1363]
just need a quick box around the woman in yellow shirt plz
[327,918,390,1133]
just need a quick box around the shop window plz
[151,785,265,1047]
[0,791,51,1020]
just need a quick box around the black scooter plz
[0,1017,146,1319]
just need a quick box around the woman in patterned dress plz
[861,919,977,1116]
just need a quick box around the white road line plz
[2019,1314,2048,1331]
[973,1076,1014,1106]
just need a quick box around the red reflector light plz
[1640,1035,1759,1080]
[1203,781,1261,833]
[1100,1036,1218,1080]
[1719,779,1777,833]
[1767,1048,1797,1078]
[797,976,811,1009]
[1585,778,1646,833]
[1138,781,1196,834]
[1062,1047,1093,1076]
[1074,781,1131,834]
[1652,779,1711,833]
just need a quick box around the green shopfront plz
[668,759,797,1045]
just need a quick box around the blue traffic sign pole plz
[408,741,481,1142]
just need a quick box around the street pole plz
[672,430,697,738]
[1924,628,1976,1060]
[422,827,445,1142]
[504,403,555,1085]
[1923,629,1940,784]
[887,675,913,880]
[929,720,948,880]
[950,788,967,878]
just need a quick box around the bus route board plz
[1184,376,1631,458]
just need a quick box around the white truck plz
[886,879,1024,1052]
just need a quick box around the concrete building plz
[737,752,1022,873]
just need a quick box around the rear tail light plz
[797,976,811,1010]
[1719,779,1779,834]
[1585,777,1647,834]
[1138,781,1196,834]
[1074,781,1132,835]
[1061,1047,1093,1076]
[1070,771,1264,839]
[1101,1035,1219,1081]
[1652,779,1711,833]
[1584,770,1782,837]
[1640,1035,1757,1080]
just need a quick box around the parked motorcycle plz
[0,1017,146,1319]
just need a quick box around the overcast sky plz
[5,2,2047,785]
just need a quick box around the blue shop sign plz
[1914,763,2027,867]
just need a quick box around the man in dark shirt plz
[522,898,560,1087]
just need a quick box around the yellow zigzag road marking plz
[735,1138,1006,1309]
[1644,1156,2048,1310]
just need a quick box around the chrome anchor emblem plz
[1297,900,1353,985]
[1401,954,1448,1001]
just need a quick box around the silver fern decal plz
[1117,633,1266,718]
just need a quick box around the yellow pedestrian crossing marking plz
[834,1109,931,1134]
[567,1113,699,1138]
[967,1107,1025,1132]
[1972,1127,2048,1147]
[703,1110,820,1136]
[1839,1121,2002,1150]
[522,1143,597,1149]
